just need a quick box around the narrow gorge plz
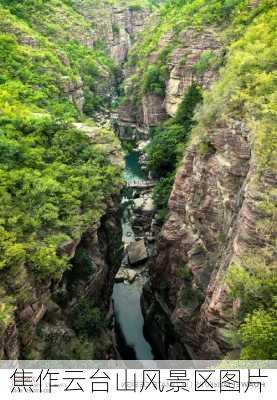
[0,0,276,361]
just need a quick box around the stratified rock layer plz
[143,115,276,358]
[117,26,222,136]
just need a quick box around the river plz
[112,150,155,360]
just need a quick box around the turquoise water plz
[124,151,147,183]
[121,150,148,243]
[112,150,154,360]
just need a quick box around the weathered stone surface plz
[72,2,149,64]
[59,238,81,259]
[137,140,150,152]
[61,76,85,113]
[19,36,38,47]
[165,28,222,116]
[127,239,148,265]
[132,189,156,237]
[133,194,155,213]
[1,324,19,360]
[19,306,34,321]
[142,94,167,127]
[117,27,222,135]
[109,7,150,64]
[143,114,276,358]
[115,268,137,283]
[31,304,47,325]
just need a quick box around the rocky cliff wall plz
[72,0,276,362]
[109,7,150,64]
[143,119,249,358]
[117,26,222,136]
[143,114,276,358]
[0,0,148,360]
[119,1,276,359]
[70,1,150,64]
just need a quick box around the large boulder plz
[133,193,155,213]
[127,239,148,265]
[115,268,137,283]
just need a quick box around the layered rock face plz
[109,7,150,64]
[120,7,275,359]
[165,28,221,116]
[0,1,150,361]
[143,119,251,358]
[117,27,221,136]
[144,113,276,358]
[71,1,150,64]
[62,75,85,113]
[115,26,232,358]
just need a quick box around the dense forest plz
[0,0,276,360]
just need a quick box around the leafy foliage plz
[0,1,117,115]
[239,307,277,360]
[147,84,202,219]
[0,1,124,362]
[0,2,123,282]
[142,44,172,96]
[152,173,175,221]
[72,298,108,337]
[125,0,250,99]
[122,0,276,361]
[192,50,219,75]
[143,64,168,96]
[147,84,202,176]
[0,290,15,332]
[71,247,96,278]
[226,258,277,359]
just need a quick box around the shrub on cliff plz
[148,84,202,220]
[192,50,219,75]
[152,173,175,221]
[147,123,184,175]
[0,289,15,333]
[143,64,168,96]
[226,259,277,359]
[70,247,96,279]
[0,113,121,279]
[239,306,277,360]
[0,1,116,115]
[147,84,202,176]
[72,298,108,337]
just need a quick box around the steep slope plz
[0,0,120,114]
[0,0,125,359]
[68,0,154,64]
[117,0,276,359]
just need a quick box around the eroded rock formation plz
[117,26,222,137]
[70,1,150,64]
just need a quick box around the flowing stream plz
[112,151,155,360]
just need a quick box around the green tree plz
[239,306,277,360]
[226,258,277,359]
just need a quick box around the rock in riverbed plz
[127,239,148,265]
[115,268,137,283]
[133,193,155,213]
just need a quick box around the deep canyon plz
[0,0,276,361]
